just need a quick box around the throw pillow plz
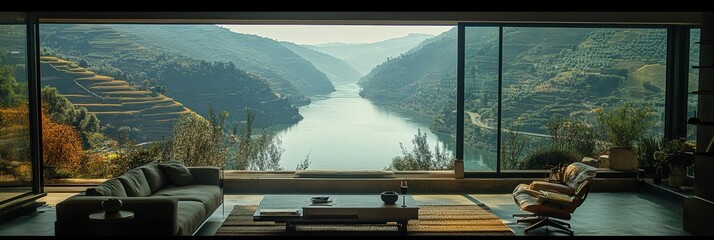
[159,161,196,186]
[86,178,128,197]
[117,168,152,197]
[139,161,168,193]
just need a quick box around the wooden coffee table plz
[253,194,419,234]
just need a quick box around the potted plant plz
[634,137,663,177]
[596,102,654,172]
[655,138,695,187]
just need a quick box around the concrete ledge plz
[295,170,394,178]
[223,178,639,194]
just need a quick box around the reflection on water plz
[277,83,491,170]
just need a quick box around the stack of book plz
[259,208,300,216]
[310,196,334,206]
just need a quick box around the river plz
[277,82,493,171]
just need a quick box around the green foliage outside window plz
[596,102,655,149]
[388,129,454,171]
[547,116,599,158]
[520,147,580,170]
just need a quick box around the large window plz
[32,22,691,178]
[0,24,33,202]
[38,24,457,178]
[463,26,668,172]
[463,27,499,171]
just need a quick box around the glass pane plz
[688,28,700,142]
[39,24,456,177]
[501,27,667,170]
[0,24,32,202]
[464,26,500,172]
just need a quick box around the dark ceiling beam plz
[33,12,701,25]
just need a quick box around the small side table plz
[89,210,134,223]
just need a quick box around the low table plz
[253,194,419,234]
[88,210,134,223]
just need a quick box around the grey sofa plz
[54,162,222,236]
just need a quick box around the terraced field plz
[40,56,194,141]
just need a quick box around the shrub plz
[520,146,580,170]
[77,153,114,178]
[111,145,159,176]
[547,116,598,157]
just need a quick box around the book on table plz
[259,208,300,216]
[310,196,334,206]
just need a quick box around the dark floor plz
[476,192,688,236]
[0,190,690,236]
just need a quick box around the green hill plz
[39,24,302,137]
[360,27,670,160]
[109,24,335,104]
[281,41,362,84]
[40,56,193,141]
[359,28,457,119]
[306,33,435,75]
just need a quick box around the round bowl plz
[380,191,399,204]
[102,198,123,214]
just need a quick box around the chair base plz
[514,214,573,235]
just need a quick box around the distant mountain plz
[305,33,436,75]
[359,28,457,118]
[39,24,302,139]
[281,42,362,84]
[109,24,336,105]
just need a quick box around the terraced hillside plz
[40,56,193,141]
[40,24,302,127]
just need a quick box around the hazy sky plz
[219,25,453,45]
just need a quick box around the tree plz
[232,109,286,171]
[502,120,530,170]
[78,59,89,68]
[0,104,31,166]
[595,102,655,149]
[388,129,455,170]
[296,150,311,170]
[41,111,83,174]
[0,64,23,107]
[250,128,284,171]
[41,86,102,147]
[171,106,229,168]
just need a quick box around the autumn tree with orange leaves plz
[42,111,83,174]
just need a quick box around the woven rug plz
[215,205,514,236]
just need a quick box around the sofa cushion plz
[153,185,221,213]
[117,168,152,197]
[86,178,127,197]
[176,200,208,236]
[159,161,196,186]
[139,161,168,193]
